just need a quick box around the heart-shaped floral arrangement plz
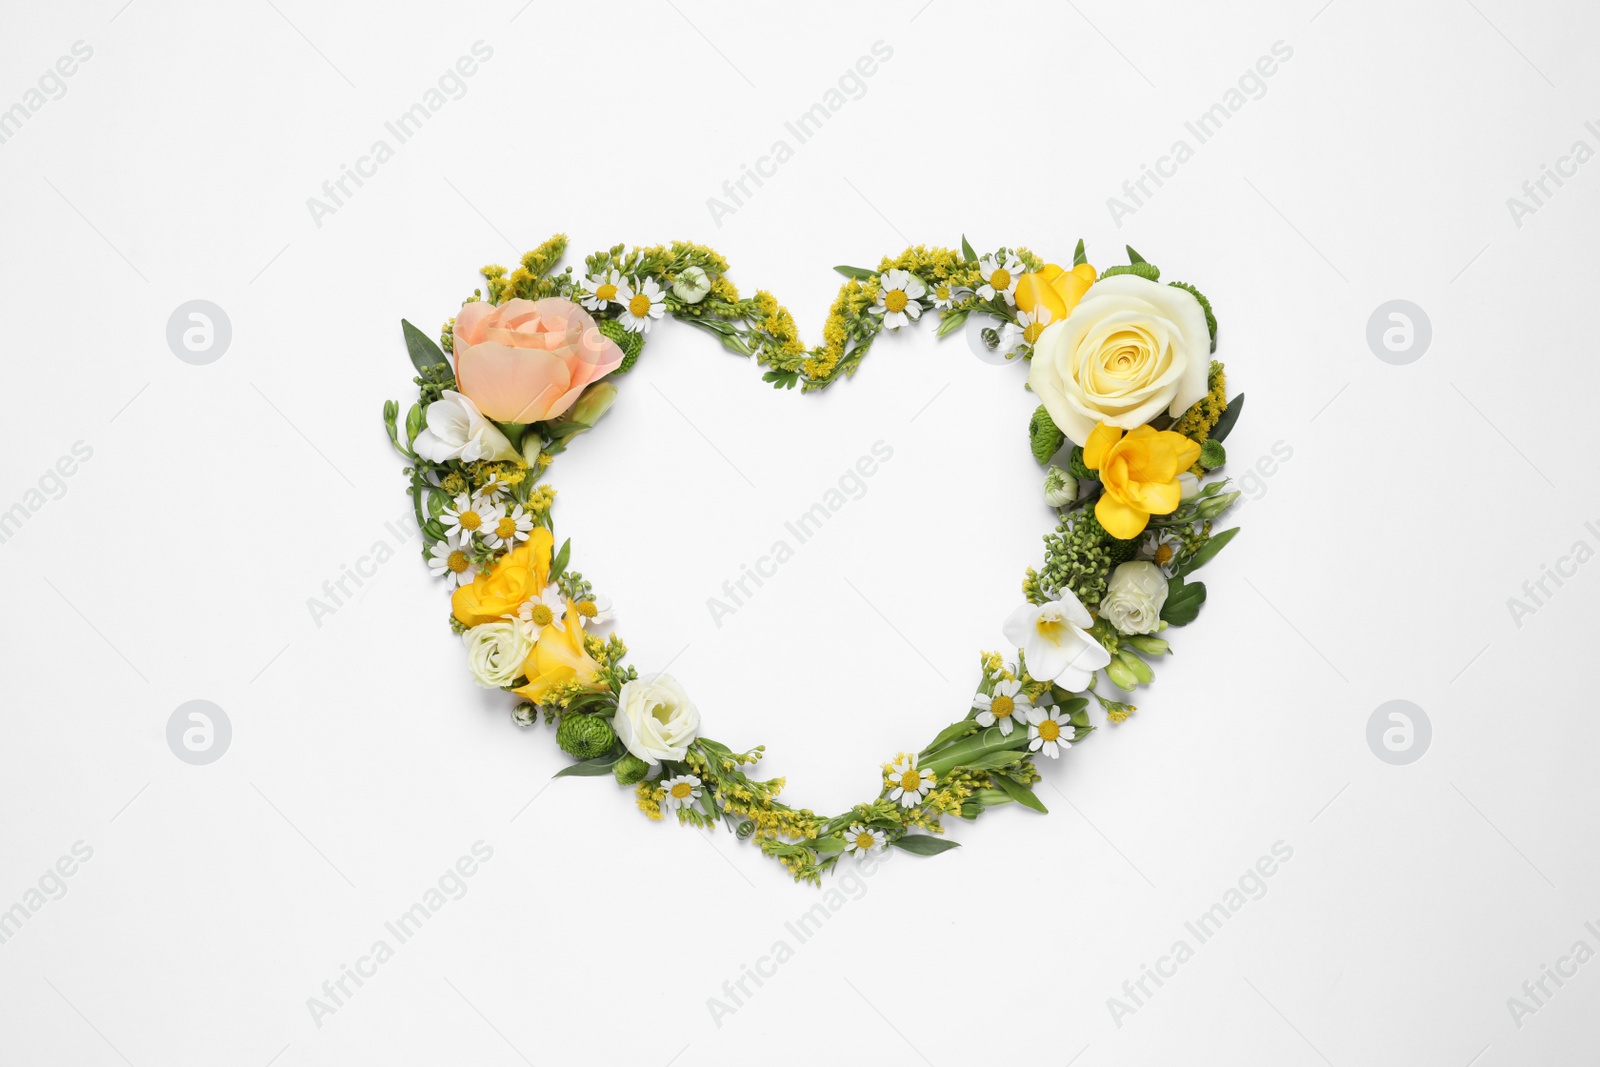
[382,235,1243,882]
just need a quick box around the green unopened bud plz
[1197,490,1241,519]
[510,702,537,728]
[567,382,618,430]
[1118,649,1154,684]
[405,402,423,445]
[672,265,712,304]
[1043,465,1077,507]
[613,753,650,785]
[1126,635,1170,656]
[980,326,1001,350]
[1105,657,1138,690]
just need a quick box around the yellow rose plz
[1083,422,1201,539]
[1015,263,1097,342]
[451,526,554,627]
[513,601,603,702]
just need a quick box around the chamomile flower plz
[616,277,666,333]
[441,494,498,546]
[929,279,965,310]
[845,824,886,855]
[972,677,1034,736]
[1028,705,1073,759]
[1141,529,1183,577]
[476,474,513,504]
[1018,305,1052,344]
[887,755,935,808]
[511,584,568,637]
[581,268,623,312]
[976,253,1024,305]
[660,774,703,813]
[484,503,533,550]
[572,594,614,629]
[427,539,479,589]
[869,269,927,330]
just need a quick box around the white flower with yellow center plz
[484,503,533,550]
[869,269,927,330]
[1028,704,1072,759]
[844,824,886,855]
[510,584,568,638]
[930,279,965,310]
[441,494,497,547]
[972,677,1034,736]
[660,773,703,814]
[616,277,666,333]
[1002,588,1112,690]
[1018,304,1052,344]
[976,253,1023,305]
[581,269,623,312]
[427,539,479,589]
[887,755,934,809]
[1141,529,1183,577]
[572,594,614,629]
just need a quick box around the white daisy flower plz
[660,774,703,813]
[571,593,614,629]
[844,824,886,855]
[868,269,927,331]
[976,253,1024,305]
[1018,305,1052,344]
[476,474,513,504]
[972,677,1034,736]
[887,755,935,809]
[1141,529,1183,577]
[484,503,534,550]
[1028,704,1073,759]
[511,584,569,637]
[616,277,666,333]
[929,279,965,310]
[440,494,497,546]
[427,540,479,589]
[581,268,623,312]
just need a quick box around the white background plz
[1,0,1596,1063]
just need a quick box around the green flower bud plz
[613,753,650,785]
[556,713,615,759]
[510,702,537,728]
[1118,649,1154,684]
[1067,446,1095,482]
[1105,657,1138,691]
[1029,405,1065,466]
[1197,490,1241,519]
[672,266,712,304]
[1043,465,1077,508]
[567,381,618,429]
[596,317,644,374]
[1126,635,1170,655]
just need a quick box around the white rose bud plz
[1043,465,1078,508]
[1099,561,1169,635]
[464,621,533,689]
[614,672,700,764]
[672,266,712,305]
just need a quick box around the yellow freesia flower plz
[1083,422,1201,539]
[1015,262,1098,342]
[513,600,603,703]
[451,526,553,627]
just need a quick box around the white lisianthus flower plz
[1043,465,1078,508]
[463,620,533,689]
[414,390,519,463]
[672,266,712,304]
[1002,588,1112,690]
[1099,561,1169,635]
[1028,275,1211,446]
[614,673,700,764]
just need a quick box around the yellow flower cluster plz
[479,234,571,304]
[464,460,527,495]
[636,782,665,821]
[525,484,557,513]
[1171,360,1228,472]
[904,769,988,830]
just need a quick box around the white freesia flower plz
[1002,588,1112,690]
[463,620,533,689]
[414,390,519,463]
[1028,275,1211,446]
[614,672,700,764]
[1100,561,1169,635]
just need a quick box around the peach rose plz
[453,298,623,424]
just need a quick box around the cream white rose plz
[463,620,533,688]
[1027,275,1210,446]
[614,672,700,764]
[414,389,519,464]
[1099,561,1168,635]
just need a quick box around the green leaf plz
[892,835,961,856]
[1210,392,1245,444]
[1178,527,1239,577]
[991,773,1049,813]
[1161,578,1207,626]
[553,755,619,778]
[762,370,799,390]
[834,265,877,281]
[920,718,979,756]
[934,309,969,339]
[402,318,447,374]
[541,420,589,437]
[1126,245,1147,265]
[808,836,846,854]
[959,749,1029,772]
[961,234,978,262]
[549,537,571,581]
[1073,238,1087,266]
